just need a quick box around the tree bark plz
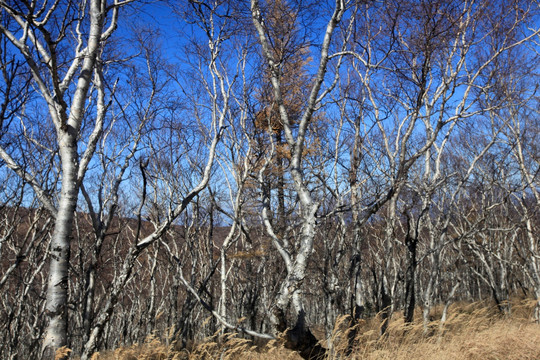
[42,139,79,359]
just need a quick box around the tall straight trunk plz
[404,233,417,324]
[422,248,438,333]
[379,277,392,336]
[82,263,96,345]
[276,131,286,231]
[346,226,365,355]
[349,113,365,324]
[379,194,400,336]
[42,139,79,359]
[523,217,540,323]
[535,293,540,324]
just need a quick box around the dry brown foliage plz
[55,346,72,360]
[91,299,540,360]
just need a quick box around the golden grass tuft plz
[93,334,183,360]
[55,346,72,360]
[93,299,540,359]
[332,298,540,360]
[91,332,301,360]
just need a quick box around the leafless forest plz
[0,0,539,359]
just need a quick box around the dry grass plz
[92,299,540,360]
[91,333,300,360]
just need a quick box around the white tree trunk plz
[41,1,109,356]
[42,140,79,358]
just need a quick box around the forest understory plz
[86,299,540,360]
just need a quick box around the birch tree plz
[0,0,131,357]
[250,0,350,357]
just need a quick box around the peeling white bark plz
[250,0,346,341]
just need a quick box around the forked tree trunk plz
[41,1,107,356]
[250,0,344,357]
[268,209,326,360]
